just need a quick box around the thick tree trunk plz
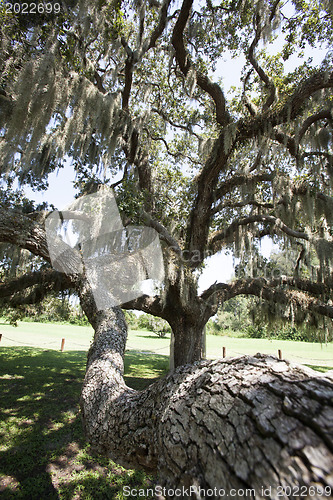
[169,315,206,368]
[80,285,333,500]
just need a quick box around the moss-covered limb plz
[212,199,274,215]
[0,207,50,262]
[171,0,231,127]
[121,293,165,317]
[248,0,280,111]
[182,69,332,261]
[214,172,275,202]
[0,269,72,305]
[270,109,333,159]
[242,69,258,117]
[208,214,309,253]
[0,270,58,298]
[200,277,333,320]
[141,210,182,253]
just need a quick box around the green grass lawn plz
[1,320,332,367]
[205,336,333,367]
[0,347,168,499]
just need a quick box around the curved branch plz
[215,172,274,200]
[171,0,231,126]
[209,214,309,251]
[121,293,165,317]
[0,207,50,262]
[141,210,182,254]
[271,127,297,156]
[298,109,333,145]
[272,110,333,159]
[187,70,332,259]
[144,0,172,52]
[239,70,333,141]
[151,107,201,139]
[276,70,333,126]
[241,69,258,116]
[212,199,274,215]
[0,269,69,299]
[200,277,333,319]
[248,1,279,110]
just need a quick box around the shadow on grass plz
[0,347,166,499]
[124,351,169,390]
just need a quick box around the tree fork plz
[79,284,333,499]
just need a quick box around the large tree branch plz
[201,277,333,319]
[1,279,69,307]
[214,172,275,200]
[271,127,297,156]
[209,214,309,252]
[0,269,70,299]
[121,293,165,317]
[185,70,332,261]
[120,38,135,110]
[271,109,333,158]
[143,0,172,52]
[0,208,50,261]
[121,0,172,109]
[201,276,333,302]
[238,70,333,142]
[171,0,231,126]
[298,109,333,145]
[248,2,279,110]
[212,199,274,215]
[241,69,258,116]
[141,210,182,254]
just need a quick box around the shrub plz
[137,313,171,337]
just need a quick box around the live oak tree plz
[0,0,333,495]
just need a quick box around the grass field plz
[1,320,332,367]
[0,347,168,499]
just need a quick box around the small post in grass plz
[222,346,226,358]
[0,333,2,342]
[61,338,65,352]
[278,349,282,360]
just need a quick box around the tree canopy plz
[0,0,332,365]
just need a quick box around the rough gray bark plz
[80,284,333,500]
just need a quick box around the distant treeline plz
[1,295,331,343]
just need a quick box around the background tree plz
[0,0,333,492]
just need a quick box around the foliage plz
[0,295,89,326]
[137,313,171,337]
[123,310,138,330]
[211,296,251,333]
[242,324,327,342]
